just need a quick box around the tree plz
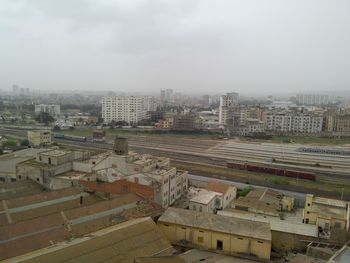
[53,125,61,131]
[4,139,17,147]
[35,112,54,125]
[20,139,29,146]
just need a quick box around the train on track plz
[227,161,316,181]
[54,133,87,142]
[297,147,350,156]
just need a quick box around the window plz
[199,206,202,212]
[197,236,204,243]
[216,240,223,250]
[258,241,263,244]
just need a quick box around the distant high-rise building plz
[102,96,156,124]
[35,104,61,116]
[219,92,239,125]
[296,93,330,106]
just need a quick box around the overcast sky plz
[0,0,349,95]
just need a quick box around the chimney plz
[113,137,128,155]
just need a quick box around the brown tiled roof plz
[207,180,232,194]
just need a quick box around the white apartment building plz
[265,111,323,133]
[35,104,60,116]
[219,92,239,125]
[102,96,155,124]
[296,93,330,106]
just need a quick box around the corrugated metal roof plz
[158,207,271,241]
[11,217,173,263]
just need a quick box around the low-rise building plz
[173,114,202,131]
[232,188,294,218]
[207,180,237,209]
[158,207,272,260]
[189,189,222,213]
[27,130,52,147]
[303,194,350,232]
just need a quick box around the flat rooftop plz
[190,189,221,205]
[158,207,271,241]
[0,148,48,175]
[314,196,348,208]
[39,149,71,157]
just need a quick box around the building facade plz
[27,131,52,146]
[34,104,60,116]
[219,92,239,125]
[265,110,323,133]
[158,207,272,260]
[102,96,155,124]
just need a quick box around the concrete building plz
[27,130,52,146]
[207,180,237,209]
[232,188,294,218]
[335,113,350,133]
[75,142,188,208]
[189,189,222,213]
[239,118,265,135]
[218,209,319,253]
[35,104,60,116]
[296,93,330,106]
[0,148,48,182]
[219,92,239,125]
[158,207,271,260]
[16,149,90,189]
[102,96,152,124]
[303,194,350,232]
[265,110,324,133]
[173,114,202,131]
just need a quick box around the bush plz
[267,177,289,185]
[238,186,253,197]
[20,139,29,146]
[4,139,17,147]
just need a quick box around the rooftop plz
[0,148,48,175]
[190,189,221,205]
[314,196,348,208]
[0,193,162,260]
[11,217,173,263]
[207,180,234,194]
[0,180,44,201]
[329,244,350,263]
[39,149,71,157]
[158,207,271,241]
[219,209,318,237]
[233,196,280,216]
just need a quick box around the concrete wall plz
[158,222,271,260]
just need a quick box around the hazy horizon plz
[0,0,349,94]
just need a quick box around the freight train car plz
[53,133,87,142]
[227,161,316,181]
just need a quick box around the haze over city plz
[2,1,350,262]
[1,0,349,95]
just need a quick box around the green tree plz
[4,139,17,147]
[20,139,30,146]
[35,112,54,125]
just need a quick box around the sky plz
[0,0,349,95]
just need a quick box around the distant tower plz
[113,137,128,155]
